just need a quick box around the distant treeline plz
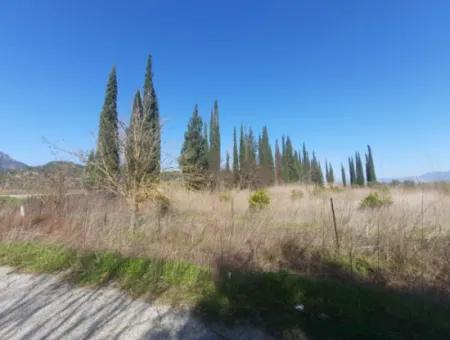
[90,56,377,190]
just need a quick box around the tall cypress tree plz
[310,152,324,186]
[275,140,282,185]
[209,100,221,176]
[302,143,311,183]
[328,163,335,184]
[142,55,160,178]
[126,90,144,182]
[259,126,275,186]
[232,127,239,186]
[341,163,347,187]
[355,152,365,186]
[97,66,120,180]
[365,145,377,184]
[203,122,209,156]
[285,137,298,182]
[179,105,208,189]
[348,157,356,186]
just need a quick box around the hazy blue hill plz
[0,152,28,172]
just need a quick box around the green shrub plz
[218,191,232,202]
[290,189,304,201]
[248,190,270,210]
[360,192,393,209]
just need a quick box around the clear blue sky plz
[1,0,450,178]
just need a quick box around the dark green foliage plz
[284,137,298,182]
[239,126,258,188]
[274,140,282,185]
[365,145,377,184]
[355,152,365,186]
[203,122,209,156]
[302,144,311,183]
[208,101,221,179]
[96,67,120,180]
[341,163,347,186]
[179,105,209,190]
[142,55,161,178]
[325,161,334,184]
[258,126,275,186]
[310,152,324,186]
[348,157,356,186]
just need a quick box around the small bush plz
[248,190,270,210]
[290,189,304,201]
[360,192,393,209]
[218,191,232,202]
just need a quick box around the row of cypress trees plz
[92,56,161,187]
[93,56,377,191]
[180,107,329,189]
[344,146,377,186]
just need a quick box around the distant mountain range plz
[0,152,28,171]
[414,171,450,183]
[0,152,84,192]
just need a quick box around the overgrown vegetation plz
[0,241,449,339]
[248,190,271,209]
[360,191,393,209]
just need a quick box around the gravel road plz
[0,267,273,340]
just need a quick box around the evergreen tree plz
[232,127,240,186]
[208,100,221,176]
[310,152,324,186]
[355,152,365,186]
[365,145,377,184]
[348,157,356,186]
[302,144,311,183]
[97,66,120,180]
[285,137,298,182]
[259,126,275,186]
[242,128,258,188]
[275,140,282,185]
[142,55,160,178]
[125,91,144,184]
[328,163,335,184]
[179,105,208,189]
[341,163,347,187]
[203,122,209,156]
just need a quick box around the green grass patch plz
[0,241,449,339]
[0,196,25,206]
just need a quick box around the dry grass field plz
[1,183,450,338]
[1,183,449,299]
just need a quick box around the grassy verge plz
[0,242,215,305]
[0,241,449,339]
